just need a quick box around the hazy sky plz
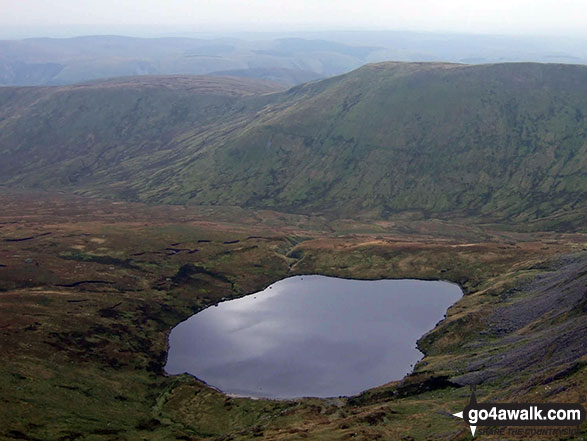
[1,0,586,38]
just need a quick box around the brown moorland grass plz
[0,191,585,440]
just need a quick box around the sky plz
[1,0,586,38]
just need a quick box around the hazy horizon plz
[2,1,586,88]
[3,27,587,42]
[1,0,586,40]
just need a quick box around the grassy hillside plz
[185,62,586,223]
[208,67,323,87]
[1,62,585,227]
[0,75,283,193]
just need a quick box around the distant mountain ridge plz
[0,36,381,86]
[0,62,585,228]
[2,33,587,87]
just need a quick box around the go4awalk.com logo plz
[452,387,586,437]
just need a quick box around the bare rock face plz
[451,252,587,387]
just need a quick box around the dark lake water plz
[165,275,462,399]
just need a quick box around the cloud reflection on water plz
[165,275,462,398]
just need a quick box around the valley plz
[0,59,585,440]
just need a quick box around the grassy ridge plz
[0,76,282,192]
[1,62,585,226]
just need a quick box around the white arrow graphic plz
[452,411,477,437]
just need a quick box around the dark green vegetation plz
[0,192,585,441]
[1,62,586,226]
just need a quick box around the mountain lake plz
[165,275,463,399]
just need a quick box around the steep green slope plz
[178,62,586,223]
[0,62,585,225]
